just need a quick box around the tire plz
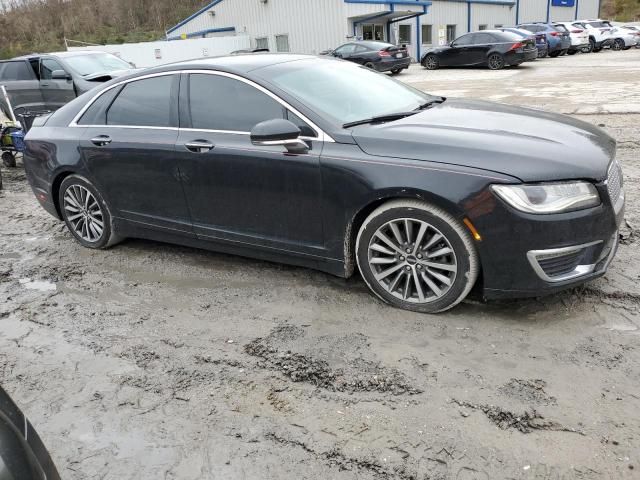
[364,62,375,69]
[2,151,16,168]
[567,49,577,55]
[559,49,568,56]
[422,54,439,70]
[58,174,121,249]
[355,199,479,314]
[538,49,548,58]
[548,50,561,58]
[487,53,505,70]
[612,39,624,51]
[390,68,401,75]
[583,38,595,53]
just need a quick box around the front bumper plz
[468,170,625,300]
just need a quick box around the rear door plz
[77,73,192,234]
[466,33,494,65]
[39,57,76,110]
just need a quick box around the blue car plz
[498,27,548,58]
[517,23,571,57]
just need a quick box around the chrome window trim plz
[526,240,603,283]
[69,69,334,143]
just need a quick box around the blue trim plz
[467,2,472,32]
[429,0,513,4]
[387,3,394,41]
[546,0,551,22]
[167,26,235,41]
[345,0,431,5]
[416,14,421,60]
[352,11,391,37]
[515,0,520,24]
[166,0,225,35]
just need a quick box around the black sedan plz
[323,41,410,74]
[0,386,61,480]
[421,30,538,70]
[23,54,624,313]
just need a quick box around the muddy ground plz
[1,50,639,480]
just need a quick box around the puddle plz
[18,278,57,292]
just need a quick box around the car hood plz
[350,98,616,182]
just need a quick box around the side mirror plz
[51,70,71,80]
[250,119,308,154]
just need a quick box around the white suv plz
[574,19,615,52]
[553,22,589,54]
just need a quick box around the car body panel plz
[22,54,622,299]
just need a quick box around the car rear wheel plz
[390,68,401,75]
[612,39,625,51]
[537,50,548,58]
[567,49,577,55]
[356,200,479,314]
[582,38,595,53]
[548,50,561,58]
[487,53,505,70]
[59,175,120,249]
[364,62,375,69]
[422,54,439,70]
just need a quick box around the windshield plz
[64,53,132,76]
[257,59,435,125]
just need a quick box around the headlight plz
[491,182,601,214]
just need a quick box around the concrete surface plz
[1,49,639,480]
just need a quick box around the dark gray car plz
[0,51,136,115]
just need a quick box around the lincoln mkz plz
[23,54,624,313]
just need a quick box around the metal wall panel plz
[424,1,468,44]
[576,0,600,19]
[549,4,576,21]
[517,0,551,23]
[471,4,515,30]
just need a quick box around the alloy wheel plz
[612,39,624,51]
[488,54,504,70]
[63,185,105,242]
[367,218,457,304]
[425,55,438,69]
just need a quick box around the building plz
[166,0,601,61]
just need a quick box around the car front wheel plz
[59,175,120,249]
[611,39,625,51]
[356,200,479,313]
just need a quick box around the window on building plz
[478,24,488,31]
[188,73,284,132]
[106,75,175,127]
[399,24,412,44]
[275,34,290,52]
[0,61,34,81]
[494,24,503,28]
[40,58,65,80]
[362,24,384,41]
[421,24,433,44]
[255,37,269,50]
[446,25,457,43]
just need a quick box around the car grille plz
[536,250,585,279]
[607,160,623,205]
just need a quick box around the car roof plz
[155,53,317,74]
[355,40,394,49]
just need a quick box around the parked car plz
[608,25,640,50]
[0,386,61,480]
[322,41,410,74]
[23,54,624,313]
[497,27,547,58]
[553,22,589,54]
[230,48,270,54]
[0,51,136,115]
[421,30,537,70]
[573,19,615,52]
[517,23,571,57]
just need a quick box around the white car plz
[609,25,640,50]
[573,19,615,52]
[553,22,589,54]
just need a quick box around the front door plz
[78,74,192,233]
[39,57,76,110]
[175,72,325,254]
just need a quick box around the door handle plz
[185,140,214,153]
[90,135,112,146]
[41,82,50,87]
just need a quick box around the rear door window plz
[0,61,35,81]
[473,33,495,44]
[106,75,176,127]
[187,73,284,132]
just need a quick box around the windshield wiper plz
[414,96,446,111]
[342,111,418,129]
